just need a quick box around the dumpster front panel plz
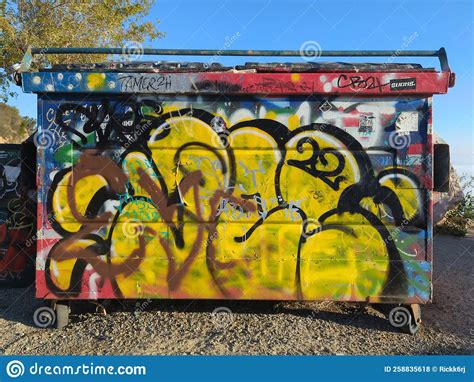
[35,94,432,302]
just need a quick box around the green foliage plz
[0,102,35,142]
[436,175,474,236]
[0,0,164,101]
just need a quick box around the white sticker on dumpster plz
[395,111,419,134]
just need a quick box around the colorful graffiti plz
[0,144,36,286]
[36,96,432,302]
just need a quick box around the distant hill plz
[0,103,35,143]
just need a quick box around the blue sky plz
[9,0,473,174]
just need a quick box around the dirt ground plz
[0,233,472,355]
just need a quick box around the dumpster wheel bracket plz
[50,300,70,329]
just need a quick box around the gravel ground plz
[0,234,472,355]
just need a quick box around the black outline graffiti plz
[44,102,424,300]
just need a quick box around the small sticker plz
[358,114,374,135]
[390,78,416,91]
[395,111,419,133]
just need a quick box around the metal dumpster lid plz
[43,61,432,73]
[16,47,455,95]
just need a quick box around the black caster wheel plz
[51,301,70,329]
[388,304,421,335]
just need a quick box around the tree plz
[0,102,35,142]
[0,0,164,101]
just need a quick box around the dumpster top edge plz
[17,47,452,73]
[30,61,436,73]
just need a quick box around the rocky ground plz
[0,233,472,355]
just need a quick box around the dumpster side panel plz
[36,95,432,302]
[0,144,35,286]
